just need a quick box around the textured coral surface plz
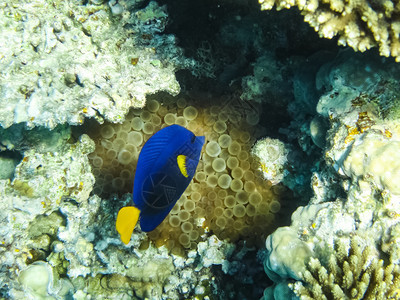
[259,0,400,61]
[0,0,185,129]
[262,52,400,299]
[291,235,400,299]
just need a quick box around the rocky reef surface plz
[2,0,400,299]
[263,52,400,299]
[0,0,189,129]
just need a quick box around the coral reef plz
[0,0,190,129]
[8,0,398,298]
[17,260,73,299]
[251,137,289,185]
[0,151,21,180]
[241,54,292,106]
[261,52,400,298]
[264,226,313,282]
[0,127,95,297]
[0,120,264,299]
[290,236,400,299]
[0,88,287,298]
[85,95,291,253]
[259,0,400,62]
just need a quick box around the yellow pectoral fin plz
[116,206,140,245]
[177,155,189,178]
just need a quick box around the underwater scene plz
[2,0,400,299]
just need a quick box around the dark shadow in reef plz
[159,0,340,94]
[0,149,23,181]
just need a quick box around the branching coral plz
[290,236,400,299]
[258,0,400,62]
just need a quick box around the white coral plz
[0,0,186,129]
[251,137,289,185]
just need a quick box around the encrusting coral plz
[258,0,400,62]
[85,95,292,253]
[290,236,400,299]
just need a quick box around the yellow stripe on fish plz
[177,155,189,178]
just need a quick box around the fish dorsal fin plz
[116,206,140,245]
[177,155,198,178]
[139,136,170,172]
[137,126,179,174]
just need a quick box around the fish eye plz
[191,135,196,143]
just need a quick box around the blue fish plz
[116,124,205,244]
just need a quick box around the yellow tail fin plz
[116,206,140,245]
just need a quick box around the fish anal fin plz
[116,206,140,245]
